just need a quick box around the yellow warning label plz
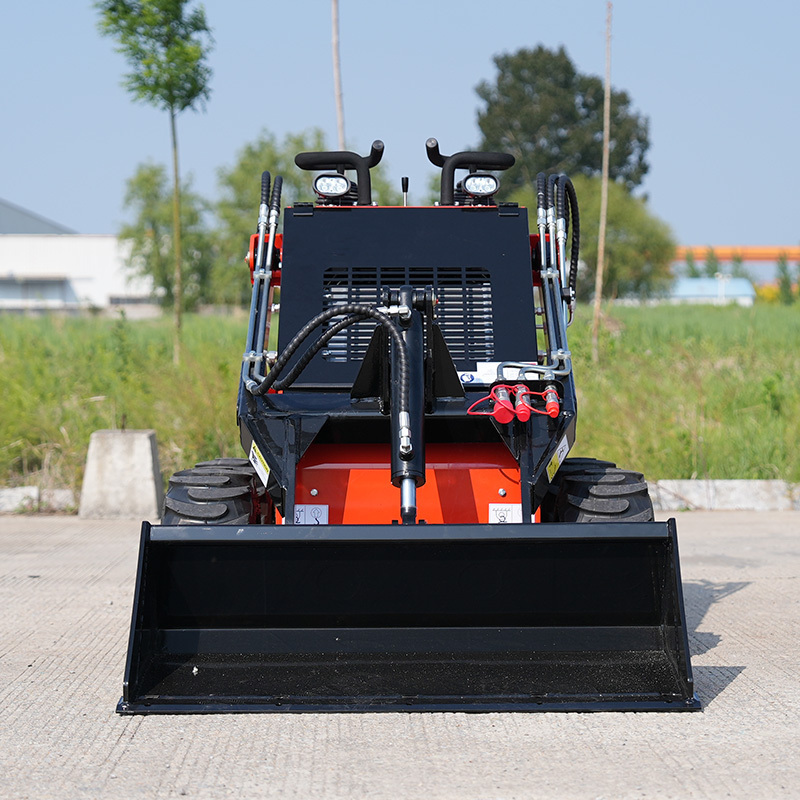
[546,436,571,483]
[248,441,271,487]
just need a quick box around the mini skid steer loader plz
[118,138,700,713]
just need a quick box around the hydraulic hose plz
[251,175,284,382]
[260,170,271,203]
[547,174,559,211]
[253,171,272,276]
[269,175,283,213]
[268,313,366,389]
[249,304,410,420]
[243,171,270,362]
[546,173,559,273]
[557,175,581,299]
[536,172,546,218]
[536,172,548,268]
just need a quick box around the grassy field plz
[569,304,800,481]
[1,303,799,502]
[0,313,246,501]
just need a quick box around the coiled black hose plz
[557,175,580,298]
[268,313,366,389]
[249,304,410,417]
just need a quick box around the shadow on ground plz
[682,579,748,706]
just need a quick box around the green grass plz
[0,312,245,498]
[568,304,800,480]
[1,304,799,500]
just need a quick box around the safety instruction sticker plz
[459,362,499,385]
[546,435,571,483]
[459,362,543,385]
[488,504,523,523]
[294,505,329,524]
[248,441,271,487]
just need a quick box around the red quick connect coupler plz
[544,385,560,418]
[491,385,516,424]
[513,384,533,421]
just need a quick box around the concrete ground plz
[0,512,798,799]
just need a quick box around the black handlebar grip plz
[426,138,446,167]
[294,141,384,172]
[366,140,384,167]
[427,139,515,170]
[294,151,345,170]
[446,151,515,171]
[260,171,271,205]
[294,143,382,205]
[270,175,283,213]
[428,139,515,204]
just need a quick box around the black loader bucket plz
[117,520,700,713]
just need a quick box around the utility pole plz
[332,0,346,150]
[170,107,183,367]
[592,2,613,364]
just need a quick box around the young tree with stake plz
[97,0,212,365]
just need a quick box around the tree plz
[121,163,214,310]
[777,252,794,305]
[512,175,675,300]
[730,252,750,279]
[213,130,401,305]
[703,247,720,278]
[97,0,213,364]
[476,46,649,194]
[213,130,324,306]
[685,251,701,278]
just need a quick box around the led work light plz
[463,173,499,197]
[313,174,351,198]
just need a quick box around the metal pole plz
[591,1,612,364]
[331,0,346,150]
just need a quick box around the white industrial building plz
[0,198,154,314]
[670,276,756,307]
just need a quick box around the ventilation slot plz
[321,266,493,363]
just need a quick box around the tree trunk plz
[591,2,613,364]
[170,108,183,366]
[331,0,346,151]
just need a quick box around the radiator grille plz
[321,266,494,363]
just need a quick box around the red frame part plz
[247,233,283,285]
[278,442,534,525]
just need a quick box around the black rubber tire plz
[554,459,654,523]
[162,458,259,525]
[539,457,617,522]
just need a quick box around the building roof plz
[672,277,755,299]
[0,198,75,234]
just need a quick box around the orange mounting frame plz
[277,442,539,525]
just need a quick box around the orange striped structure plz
[676,246,800,262]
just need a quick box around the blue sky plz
[1,0,798,250]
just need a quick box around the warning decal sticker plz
[546,436,571,483]
[488,504,523,524]
[248,441,271,487]
[294,505,329,524]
